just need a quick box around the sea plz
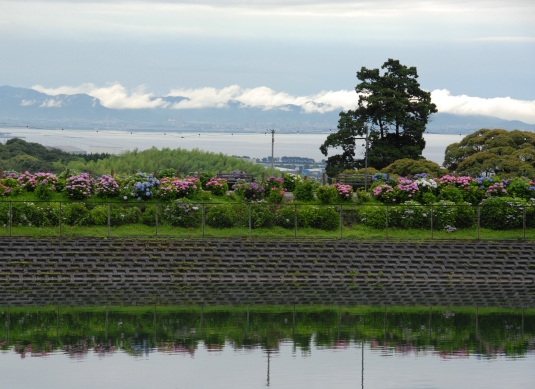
[0,127,464,166]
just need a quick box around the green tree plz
[381,158,448,177]
[444,129,535,178]
[320,59,437,176]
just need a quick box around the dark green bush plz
[162,199,202,228]
[309,206,339,230]
[206,204,239,228]
[250,203,275,229]
[389,201,430,229]
[480,197,525,230]
[61,202,91,226]
[316,185,338,204]
[359,205,387,229]
[296,205,338,230]
[293,180,316,202]
[275,206,296,229]
[438,186,464,204]
[139,204,161,226]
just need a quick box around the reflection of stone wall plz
[1,237,534,307]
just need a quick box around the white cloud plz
[168,86,359,113]
[30,82,535,124]
[430,89,535,124]
[20,100,36,106]
[39,99,62,108]
[32,83,169,109]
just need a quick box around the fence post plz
[523,205,526,240]
[385,205,389,239]
[248,203,252,237]
[107,202,111,238]
[430,205,434,240]
[155,203,159,237]
[59,201,62,237]
[110,169,114,178]
[9,201,12,237]
[0,167,3,179]
[477,206,481,240]
[339,204,343,239]
[322,173,326,186]
[262,172,266,185]
[66,169,70,177]
[294,203,297,238]
[202,203,205,238]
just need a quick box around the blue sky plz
[1,0,534,122]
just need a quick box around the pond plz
[1,306,533,388]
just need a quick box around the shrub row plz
[1,198,534,231]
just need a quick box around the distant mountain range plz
[1,85,534,134]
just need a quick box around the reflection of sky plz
[0,128,464,166]
[1,341,534,389]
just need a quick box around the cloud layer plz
[31,83,535,124]
[32,83,170,109]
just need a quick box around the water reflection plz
[1,306,533,359]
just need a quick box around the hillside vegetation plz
[63,147,266,176]
[0,139,265,176]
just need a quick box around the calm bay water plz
[0,128,463,166]
[1,306,533,389]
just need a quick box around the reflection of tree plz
[1,306,533,359]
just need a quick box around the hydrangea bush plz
[159,177,197,201]
[205,177,228,196]
[65,173,94,200]
[95,175,120,198]
[233,181,264,201]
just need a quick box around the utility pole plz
[268,129,275,175]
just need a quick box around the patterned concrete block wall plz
[0,237,534,307]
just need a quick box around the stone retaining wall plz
[0,237,534,307]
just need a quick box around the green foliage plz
[266,187,285,204]
[250,204,276,229]
[421,192,437,204]
[431,201,475,230]
[60,202,91,226]
[64,147,266,178]
[283,174,300,192]
[206,204,242,228]
[233,182,265,201]
[157,168,178,179]
[205,178,228,196]
[444,129,535,178]
[437,186,464,203]
[88,204,141,226]
[293,180,316,202]
[316,185,338,204]
[139,204,159,226]
[297,205,339,230]
[382,158,447,177]
[480,197,525,230]
[358,205,387,229]
[506,178,533,200]
[320,59,437,174]
[0,138,84,173]
[388,201,430,229]
[162,199,202,228]
[275,206,296,229]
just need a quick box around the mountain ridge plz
[1,85,533,134]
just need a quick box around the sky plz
[1,0,534,123]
